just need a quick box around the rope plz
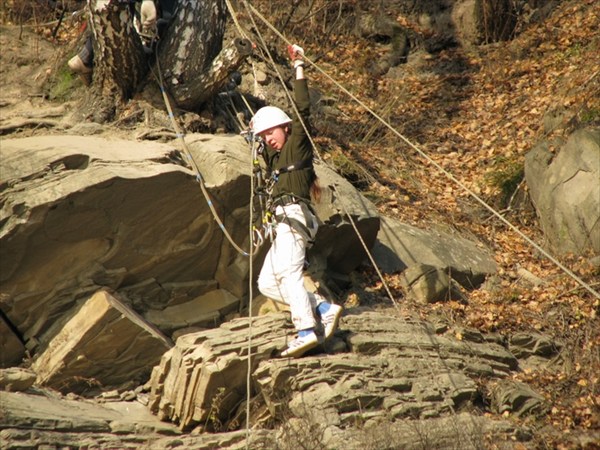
[329,184,398,305]
[239,1,322,162]
[217,2,598,447]
[150,55,250,258]
[224,3,485,448]
[245,139,256,446]
[242,1,600,301]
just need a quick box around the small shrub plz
[485,156,524,207]
[47,64,78,101]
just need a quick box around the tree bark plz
[157,0,252,110]
[165,37,253,110]
[82,0,252,121]
[87,0,148,121]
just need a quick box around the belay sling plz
[273,198,318,247]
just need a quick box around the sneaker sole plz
[281,339,319,358]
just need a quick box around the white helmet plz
[251,106,292,135]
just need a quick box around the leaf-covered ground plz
[2,0,599,448]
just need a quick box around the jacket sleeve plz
[291,78,311,139]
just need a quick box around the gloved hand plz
[287,44,304,69]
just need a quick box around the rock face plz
[525,127,600,256]
[151,311,518,426]
[0,315,24,368]
[148,313,293,430]
[0,134,379,363]
[0,133,521,449]
[0,390,182,449]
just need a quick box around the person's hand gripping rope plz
[287,44,305,69]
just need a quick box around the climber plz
[251,43,343,358]
[67,0,159,85]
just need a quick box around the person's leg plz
[258,205,319,357]
[258,221,316,331]
[68,34,93,85]
[79,35,94,68]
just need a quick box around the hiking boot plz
[281,331,319,358]
[320,304,343,340]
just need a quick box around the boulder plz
[400,263,467,303]
[525,127,600,255]
[508,332,561,359]
[32,290,173,394]
[144,288,240,337]
[150,309,520,433]
[491,380,548,417]
[310,160,381,274]
[373,216,497,290]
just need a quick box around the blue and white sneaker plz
[319,303,343,340]
[281,331,319,358]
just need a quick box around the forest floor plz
[1,0,599,448]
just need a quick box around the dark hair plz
[310,177,321,204]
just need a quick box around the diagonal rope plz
[149,55,250,258]
[242,1,600,301]
[228,5,483,449]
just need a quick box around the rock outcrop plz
[373,217,497,302]
[148,309,524,439]
[0,134,379,363]
[525,127,600,256]
[0,132,521,449]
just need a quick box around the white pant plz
[258,203,321,330]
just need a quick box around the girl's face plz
[260,125,287,151]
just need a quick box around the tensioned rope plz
[220,4,492,449]
[230,0,478,440]
[150,54,250,258]
[242,1,600,301]
[231,3,482,449]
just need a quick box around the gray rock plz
[373,216,497,290]
[331,412,531,450]
[491,380,548,417]
[509,332,561,359]
[0,389,181,449]
[401,263,467,303]
[150,308,519,433]
[311,160,381,274]
[525,127,600,255]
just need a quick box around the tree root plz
[0,119,61,135]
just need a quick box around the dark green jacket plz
[263,79,315,202]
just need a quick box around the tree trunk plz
[87,0,148,122]
[157,0,252,110]
[82,0,252,121]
